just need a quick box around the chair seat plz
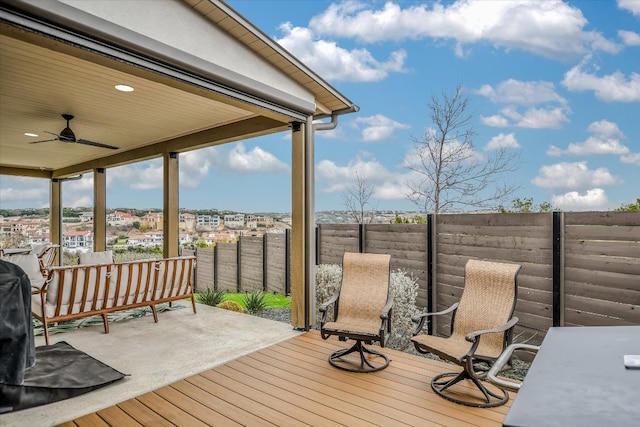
[412,333,501,362]
[323,320,381,337]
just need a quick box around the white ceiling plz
[0,31,271,175]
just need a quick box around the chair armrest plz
[486,343,539,390]
[319,288,340,325]
[465,316,519,344]
[380,293,394,320]
[411,302,459,335]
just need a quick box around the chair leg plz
[329,340,389,373]
[102,313,110,334]
[431,370,509,408]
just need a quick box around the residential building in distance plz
[180,213,196,232]
[223,214,245,229]
[64,230,93,249]
[107,210,140,226]
[141,212,163,231]
[196,215,220,229]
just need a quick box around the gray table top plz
[503,325,640,427]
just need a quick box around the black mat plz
[0,341,126,414]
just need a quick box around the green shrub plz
[196,289,226,307]
[241,290,270,314]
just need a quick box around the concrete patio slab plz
[0,303,301,427]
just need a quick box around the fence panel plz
[265,233,287,295]
[317,224,359,264]
[216,243,238,292]
[239,236,264,292]
[195,248,214,291]
[434,213,553,346]
[563,211,640,326]
[364,223,428,307]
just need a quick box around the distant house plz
[180,213,196,232]
[178,233,193,245]
[141,212,163,231]
[223,214,245,229]
[196,215,220,229]
[64,230,93,248]
[107,211,140,226]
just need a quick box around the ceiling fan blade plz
[77,139,119,150]
[29,138,58,144]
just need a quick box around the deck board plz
[59,330,516,426]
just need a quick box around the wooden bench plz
[31,256,197,345]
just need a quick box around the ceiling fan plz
[29,114,119,150]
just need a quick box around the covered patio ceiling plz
[0,0,356,179]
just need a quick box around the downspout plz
[304,105,359,328]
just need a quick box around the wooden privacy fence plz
[194,230,289,296]
[195,212,639,345]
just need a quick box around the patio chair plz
[35,244,59,276]
[320,252,393,373]
[411,259,521,407]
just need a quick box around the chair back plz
[453,259,520,359]
[337,252,391,326]
[38,244,59,269]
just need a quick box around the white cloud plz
[552,188,609,210]
[351,114,410,142]
[316,153,409,200]
[111,161,163,191]
[227,142,289,174]
[276,22,407,82]
[562,57,640,102]
[485,133,520,151]
[485,106,570,129]
[476,80,567,106]
[180,150,213,188]
[621,152,640,165]
[618,0,640,16]
[547,120,629,156]
[532,161,620,190]
[480,115,510,127]
[309,1,619,60]
[619,30,640,46]
[65,195,92,209]
[0,185,48,203]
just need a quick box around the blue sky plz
[1,0,638,213]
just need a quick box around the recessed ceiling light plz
[115,84,134,92]
[24,132,39,137]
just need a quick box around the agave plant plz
[241,290,270,315]
[196,289,226,307]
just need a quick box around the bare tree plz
[342,171,378,224]
[405,85,521,213]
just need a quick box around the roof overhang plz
[0,0,357,179]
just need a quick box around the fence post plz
[552,211,562,327]
[427,214,434,335]
[237,236,242,293]
[315,225,320,265]
[263,233,268,292]
[213,244,218,291]
[285,228,291,296]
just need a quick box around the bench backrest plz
[44,256,195,316]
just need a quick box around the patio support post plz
[290,120,308,329]
[163,152,179,258]
[93,168,107,251]
[50,178,62,266]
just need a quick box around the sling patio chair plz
[320,252,393,373]
[411,259,522,407]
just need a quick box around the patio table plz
[503,325,640,427]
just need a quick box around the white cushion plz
[78,250,113,265]
[1,254,46,289]
[29,243,49,257]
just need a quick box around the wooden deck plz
[58,330,515,426]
